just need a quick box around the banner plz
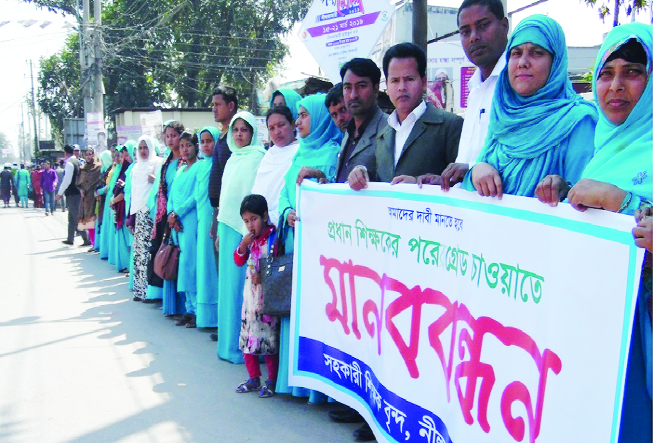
[290,182,644,443]
[116,126,144,146]
[140,110,165,148]
[298,0,394,83]
[86,111,104,148]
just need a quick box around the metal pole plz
[82,0,92,138]
[30,60,38,161]
[412,0,428,53]
[93,0,103,119]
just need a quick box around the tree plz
[0,131,11,150]
[27,0,312,118]
[583,0,650,26]
[37,34,83,140]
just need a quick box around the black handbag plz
[259,210,294,317]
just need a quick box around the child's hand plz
[241,232,254,248]
[251,271,261,285]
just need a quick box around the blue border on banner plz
[294,184,640,443]
[298,336,453,443]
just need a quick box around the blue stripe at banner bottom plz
[297,336,452,443]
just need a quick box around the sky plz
[0,0,651,156]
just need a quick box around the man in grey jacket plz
[297,58,387,188]
[348,43,463,189]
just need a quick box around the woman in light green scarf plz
[216,111,266,364]
[566,23,652,443]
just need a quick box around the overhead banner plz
[290,182,644,443]
[298,0,394,83]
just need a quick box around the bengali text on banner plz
[289,182,644,443]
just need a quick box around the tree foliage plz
[582,0,650,26]
[0,131,11,150]
[29,0,311,133]
[37,34,83,138]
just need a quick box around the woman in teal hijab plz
[97,148,121,259]
[111,141,135,273]
[270,88,302,120]
[216,111,266,363]
[167,131,201,327]
[462,14,597,198]
[564,23,652,443]
[94,150,115,252]
[194,126,221,328]
[276,93,342,401]
[148,121,185,311]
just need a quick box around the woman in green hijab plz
[462,14,597,198]
[270,88,302,120]
[216,111,266,364]
[564,23,651,443]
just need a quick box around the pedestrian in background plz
[40,161,58,215]
[15,164,30,208]
[0,165,13,208]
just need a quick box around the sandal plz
[236,378,261,393]
[259,379,276,398]
[175,313,192,326]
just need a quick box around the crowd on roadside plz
[20,1,651,441]
[0,158,70,211]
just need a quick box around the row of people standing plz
[60,5,651,441]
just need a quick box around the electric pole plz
[412,0,428,53]
[30,60,38,163]
[93,0,104,118]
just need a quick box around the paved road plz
[0,206,362,443]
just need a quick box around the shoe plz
[45,212,49,216]
[329,407,365,423]
[175,313,192,326]
[185,315,196,328]
[209,333,218,342]
[133,296,142,302]
[80,241,92,247]
[62,240,74,245]
[142,299,161,304]
[259,380,276,398]
[119,268,129,273]
[236,378,261,393]
[353,423,375,442]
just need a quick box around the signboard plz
[116,126,144,146]
[140,110,164,147]
[255,116,270,146]
[290,182,643,443]
[426,42,476,114]
[298,0,395,83]
[86,111,104,149]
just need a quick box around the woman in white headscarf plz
[130,135,162,301]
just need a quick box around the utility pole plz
[30,60,38,163]
[81,0,92,147]
[412,0,428,53]
[93,0,104,118]
[20,103,25,164]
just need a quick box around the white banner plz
[290,182,644,443]
[298,0,394,83]
[116,126,143,146]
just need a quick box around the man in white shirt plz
[348,42,463,190]
[427,0,509,190]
